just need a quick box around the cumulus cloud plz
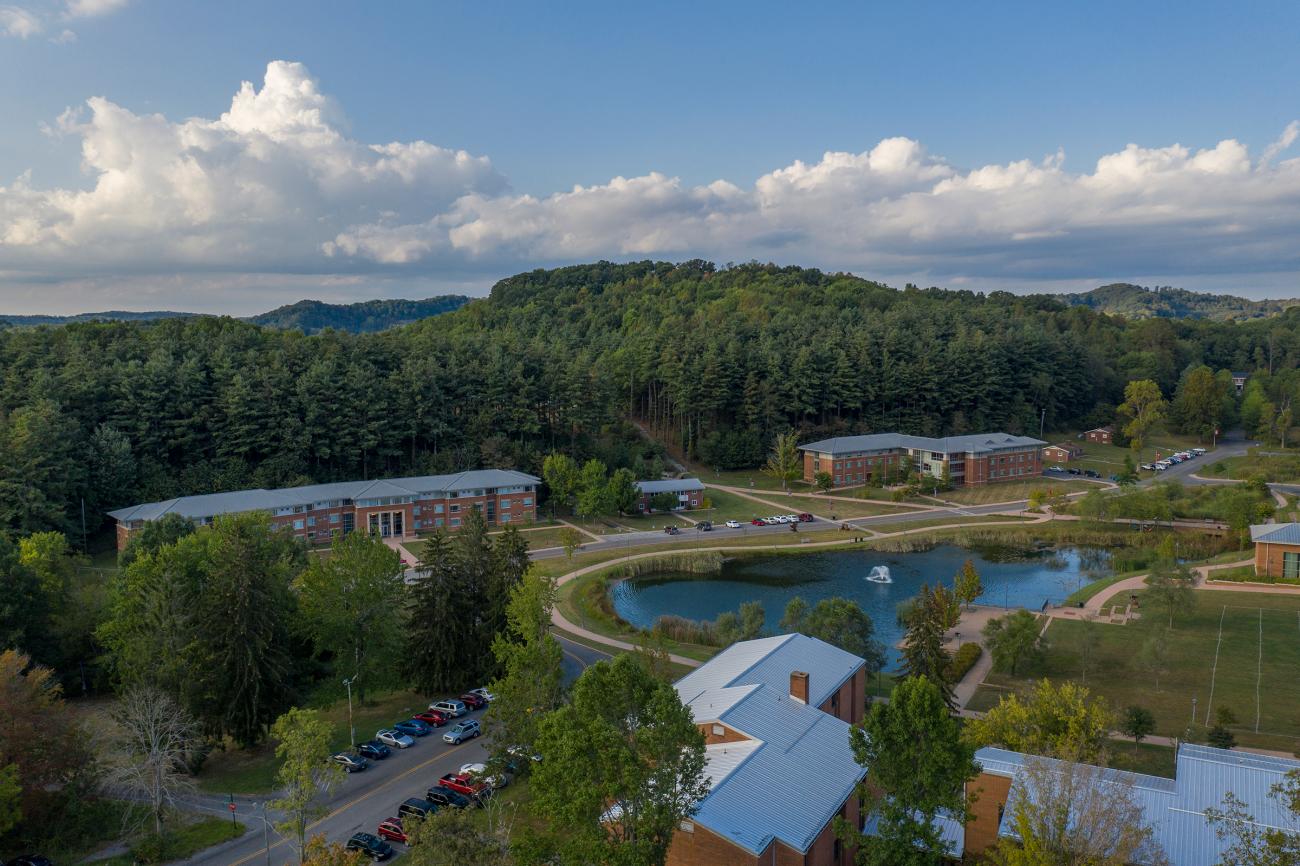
[63,0,127,18]
[3,58,1300,313]
[1,5,42,37]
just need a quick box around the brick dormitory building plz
[799,432,1045,489]
[107,469,540,550]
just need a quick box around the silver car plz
[376,728,415,749]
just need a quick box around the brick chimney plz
[790,671,809,704]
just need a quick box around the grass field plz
[983,589,1300,752]
[1043,431,1212,477]
[942,477,1100,506]
[717,487,916,519]
[1202,451,1300,483]
[92,816,246,866]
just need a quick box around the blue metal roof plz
[974,744,1300,866]
[675,633,863,710]
[1250,522,1300,544]
[800,432,1045,456]
[635,478,706,494]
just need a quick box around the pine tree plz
[901,584,955,708]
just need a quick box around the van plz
[430,699,467,718]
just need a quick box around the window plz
[450,504,460,514]
[500,499,511,509]
[500,514,511,523]
[330,513,340,524]
[413,506,421,516]
[306,516,315,527]
[435,504,444,514]
[523,497,532,506]
[1284,551,1300,579]
[293,519,304,530]
[450,518,461,527]
[435,518,444,528]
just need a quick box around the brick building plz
[107,469,539,549]
[1085,426,1115,445]
[947,744,1300,864]
[635,478,705,512]
[1249,522,1300,579]
[1042,443,1083,463]
[667,634,868,866]
[799,433,1044,489]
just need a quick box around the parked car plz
[376,728,415,749]
[438,772,491,797]
[346,832,394,861]
[331,752,369,773]
[663,525,680,535]
[425,786,475,809]
[697,520,712,531]
[1155,461,1170,471]
[413,710,448,727]
[460,761,514,790]
[443,719,481,744]
[393,719,431,737]
[1140,463,1156,471]
[430,699,467,718]
[458,693,486,710]
[376,817,408,843]
[1193,447,1207,455]
[797,513,813,522]
[725,520,742,529]
[1084,469,1101,479]
[1067,467,1082,475]
[397,797,439,820]
[750,518,765,526]
[358,740,391,760]
[468,687,495,703]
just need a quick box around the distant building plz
[667,634,868,866]
[1042,443,1084,463]
[635,478,705,512]
[1232,370,1250,395]
[949,744,1300,864]
[107,469,539,549]
[1249,522,1300,579]
[799,432,1044,489]
[1085,426,1115,445]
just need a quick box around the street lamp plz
[343,676,357,747]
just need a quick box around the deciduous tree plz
[271,707,345,866]
[763,429,802,491]
[1205,768,1300,865]
[1118,379,1167,452]
[841,676,978,865]
[780,596,885,674]
[541,453,581,516]
[967,679,1115,764]
[103,685,200,836]
[954,559,984,610]
[487,573,564,770]
[982,609,1044,677]
[1121,705,1156,743]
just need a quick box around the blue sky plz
[2,0,1300,313]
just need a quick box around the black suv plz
[346,833,393,861]
[398,797,439,820]
[426,786,475,809]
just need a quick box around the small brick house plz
[1084,426,1114,445]
[666,634,868,866]
[1042,443,1083,463]
[635,478,705,512]
[1250,522,1300,579]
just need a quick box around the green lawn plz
[983,589,1300,751]
[87,548,121,571]
[687,466,814,492]
[197,687,433,794]
[91,816,246,866]
[720,487,916,519]
[943,477,1099,506]
[1202,451,1300,483]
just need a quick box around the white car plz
[376,728,415,749]
[785,514,800,522]
[1140,463,1155,471]
[724,520,742,529]
[773,516,790,524]
[1192,447,1207,455]
[460,761,513,790]
[468,687,495,703]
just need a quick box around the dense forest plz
[4,259,1300,544]
[247,294,470,333]
[1065,283,1298,321]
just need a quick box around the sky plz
[2,0,1300,314]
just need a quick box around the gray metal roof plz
[975,744,1300,866]
[799,432,1045,456]
[108,469,540,523]
[1250,522,1300,544]
[635,478,706,494]
[673,635,868,856]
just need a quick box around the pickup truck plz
[438,772,491,798]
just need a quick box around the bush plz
[946,642,982,681]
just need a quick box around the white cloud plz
[0,5,42,37]
[3,59,1300,313]
[63,0,126,18]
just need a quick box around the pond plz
[609,544,1112,666]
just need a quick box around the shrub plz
[946,642,982,681]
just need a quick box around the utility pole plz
[1039,407,1046,439]
[343,676,356,747]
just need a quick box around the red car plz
[798,513,814,522]
[438,772,490,797]
[751,518,765,526]
[377,817,407,843]
[458,693,486,710]
[413,710,448,727]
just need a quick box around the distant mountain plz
[0,295,471,334]
[0,310,195,326]
[1064,283,1300,321]
[246,296,471,334]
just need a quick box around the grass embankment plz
[91,817,246,866]
[198,687,433,794]
[1207,564,1300,586]
[941,478,1100,506]
[706,485,916,519]
[1202,450,1300,483]
[982,588,1300,752]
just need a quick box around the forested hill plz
[1064,283,1298,321]
[2,259,1298,543]
[247,295,470,333]
[0,310,195,326]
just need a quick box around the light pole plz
[343,676,357,747]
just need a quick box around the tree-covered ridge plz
[1,259,1299,540]
[248,294,470,333]
[1064,283,1299,322]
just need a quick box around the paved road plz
[186,636,606,866]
